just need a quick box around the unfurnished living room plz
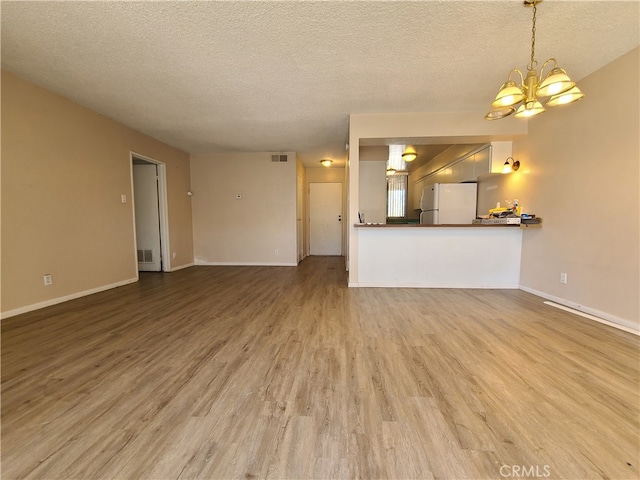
[1,2,638,480]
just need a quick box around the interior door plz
[296,173,305,262]
[309,182,342,256]
[133,163,162,271]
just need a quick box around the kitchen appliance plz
[420,183,478,225]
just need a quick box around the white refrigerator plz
[420,183,477,225]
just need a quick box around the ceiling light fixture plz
[320,159,333,167]
[502,157,521,174]
[386,167,397,176]
[402,151,417,162]
[485,0,584,121]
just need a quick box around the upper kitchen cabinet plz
[471,146,490,178]
[473,142,512,177]
[460,155,476,182]
[450,162,464,183]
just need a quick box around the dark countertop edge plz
[354,223,521,228]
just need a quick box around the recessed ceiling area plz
[1,1,638,167]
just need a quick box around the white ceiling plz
[2,1,638,167]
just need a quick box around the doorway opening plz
[130,153,170,274]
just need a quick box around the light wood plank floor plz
[2,256,639,479]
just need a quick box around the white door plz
[297,173,305,262]
[309,182,342,255]
[133,163,162,271]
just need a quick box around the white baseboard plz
[170,262,194,272]
[349,282,519,289]
[194,261,298,267]
[1,277,139,320]
[519,285,639,335]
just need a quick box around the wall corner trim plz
[194,262,298,267]
[1,277,139,320]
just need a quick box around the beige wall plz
[510,47,638,329]
[191,152,297,265]
[1,71,193,316]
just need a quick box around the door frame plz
[130,152,171,275]
[309,181,343,256]
[296,172,305,263]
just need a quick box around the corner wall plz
[1,71,193,317]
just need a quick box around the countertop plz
[354,223,520,228]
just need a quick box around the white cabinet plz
[461,156,476,182]
[489,141,513,173]
[473,146,491,177]
[450,161,464,183]
[437,168,450,184]
[473,142,512,177]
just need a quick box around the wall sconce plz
[401,151,417,162]
[320,159,333,167]
[502,157,521,174]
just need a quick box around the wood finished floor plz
[2,256,639,480]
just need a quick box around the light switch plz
[121,194,127,203]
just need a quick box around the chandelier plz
[485,0,584,120]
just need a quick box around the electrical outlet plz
[43,274,53,286]
[172,252,177,259]
[275,249,279,256]
[121,194,127,203]
[560,272,568,284]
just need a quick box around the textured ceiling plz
[2,1,638,167]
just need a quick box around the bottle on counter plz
[514,199,521,216]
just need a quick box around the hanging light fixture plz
[485,0,584,121]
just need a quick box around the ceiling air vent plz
[271,154,288,163]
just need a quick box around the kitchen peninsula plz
[352,223,522,288]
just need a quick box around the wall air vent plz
[271,154,288,163]
[137,249,154,263]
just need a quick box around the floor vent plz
[137,249,154,263]
[271,154,288,162]
[543,301,639,335]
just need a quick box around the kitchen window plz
[387,174,407,218]
[386,145,408,218]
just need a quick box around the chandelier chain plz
[529,3,538,70]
